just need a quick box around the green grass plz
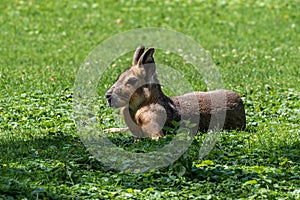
[1,0,300,199]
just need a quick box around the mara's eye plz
[126,77,138,85]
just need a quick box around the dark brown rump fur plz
[171,90,246,132]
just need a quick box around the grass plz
[1,0,299,199]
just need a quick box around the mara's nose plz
[105,91,112,106]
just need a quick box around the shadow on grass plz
[0,131,299,198]
[0,133,106,199]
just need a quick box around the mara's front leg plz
[135,104,167,139]
[121,107,144,138]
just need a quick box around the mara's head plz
[105,46,159,108]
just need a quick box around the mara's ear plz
[137,47,156,78]
[138,47,155,65]
[132,45,145,65]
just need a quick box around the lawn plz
[0,0,299,199]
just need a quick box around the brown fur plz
[105,46,246,139]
